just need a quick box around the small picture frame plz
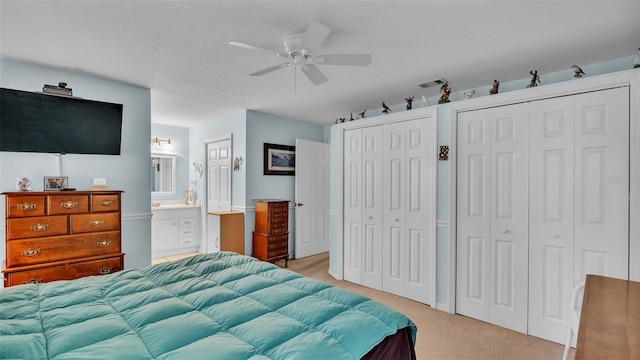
[44,176,68,191]
[263,143,295,176]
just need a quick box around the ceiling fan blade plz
[250,62,291,76]
[228,41,288,58]
[300,22,331,50]
[301,64,328,85]
[315,54,372,66]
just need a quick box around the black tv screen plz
[0,87,123,155]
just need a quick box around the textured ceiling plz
[1,1,639,126]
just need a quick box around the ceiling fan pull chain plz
[294,62,297,94]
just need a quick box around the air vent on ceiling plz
[416,78,447,89]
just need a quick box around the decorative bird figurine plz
[489,80,500,95]
[634,48,640,68]
[405,96,414,110]
[358,109,366,119]
[382,102,391,114]
[571,64,585,78]
[438,82,452,104]
[527,70,541,88]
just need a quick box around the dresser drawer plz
[92,194,120,212]
[71,212,120,233]
[6,231,121,267]
[4,255,124,287]
[6,195,46,217]
[6,215,68,240]
[47,194,89,214]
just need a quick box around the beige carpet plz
[285,252,570,360]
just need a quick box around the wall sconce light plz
[152,158,160,171]
[151,137,174,151]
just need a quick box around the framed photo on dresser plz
[44,176,68,191]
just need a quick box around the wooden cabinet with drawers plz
[252,199,289,266]
[2,190,124,287]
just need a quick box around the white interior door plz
[294,139,329,259]
[360,126,383,290]
[207,137,231,212]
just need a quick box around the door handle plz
[296,203,304,207]
[501,229,510,234]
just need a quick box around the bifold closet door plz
[382,118,433,304]
[528,87,630,344]
[456,104,529,333]
[343,126,383,289]
[528,96,576,343]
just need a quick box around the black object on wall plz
[0,87,123,155]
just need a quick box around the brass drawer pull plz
[61,201,78,209]
[23,279,42,284]
[30,223,50,232]
[89,220,105,227]
[98,267,112,275]
[21,248,41,257]
[99,200,114,207]
[17,202,38,211]
[96,240,111,247]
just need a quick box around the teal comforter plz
[1,252,416,359]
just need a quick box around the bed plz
[1,252,416,359]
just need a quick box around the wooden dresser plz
[2,190,124,287]
[252,199,289,266]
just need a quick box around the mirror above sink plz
[151,154,176,194]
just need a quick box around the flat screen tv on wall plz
[0,87,123,155]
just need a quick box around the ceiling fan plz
[229,22,371,86]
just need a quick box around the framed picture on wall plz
[44,176,68,191]
[263,143,295,176]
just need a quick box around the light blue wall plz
[151,123,190,200]
[0,58,152,270]
[187,109,324,257]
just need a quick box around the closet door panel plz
[489,104,529,334]
[343,129,363,283]
[529,96,575,344]
[574,87,629,282]
[456,109,492,320]
[361,126,383,289]
[405,118,433,303]
[383,122,406,297]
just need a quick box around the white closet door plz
[573,87,629,282]
[489,104,529,333]
[382,118,432,303]
[457,104,529,333]
[456,108,492,321]
[529,96,575,343]
[361,126,383,289]
[343,129,363,284]
[383,121,407,297]
[404,118,434,303]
